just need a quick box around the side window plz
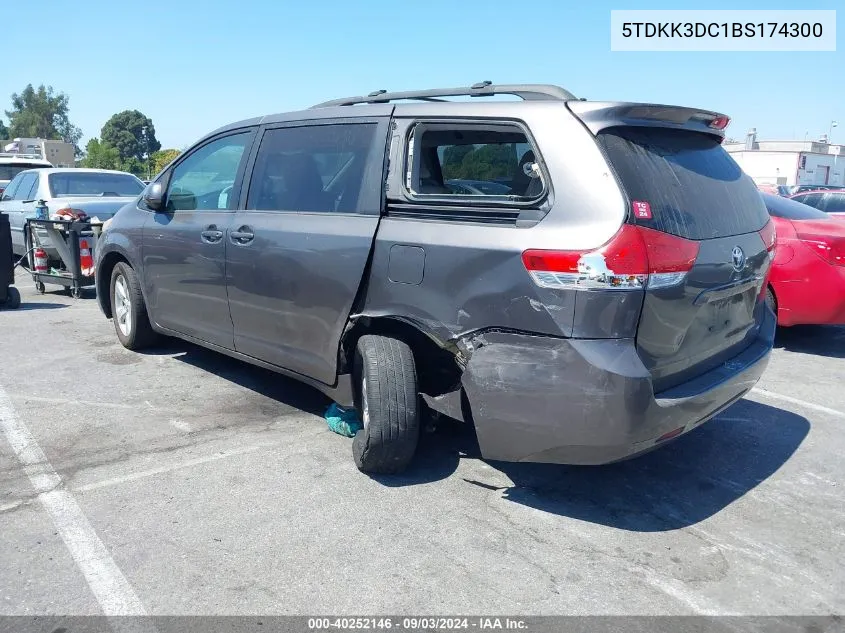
[794,193,822,209]
[1,174,23,201]
[12,173,38,201]
[406,122,545,200]
[246,123,379,213]
[823,194,845,213]
[24,174,40,200]
[165,132,251,212]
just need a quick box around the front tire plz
[110,262,157,350]
[352,335,420,474]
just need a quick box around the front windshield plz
[48,172,145,197]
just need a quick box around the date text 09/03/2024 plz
[307,617,528,630]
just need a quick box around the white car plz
[0,152,53,196]
[0,167,145,265]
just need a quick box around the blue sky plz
[3,0,842,150]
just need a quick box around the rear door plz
[226,116,391,385]
[594,124,773,393]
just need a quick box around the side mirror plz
[143,182,165,211]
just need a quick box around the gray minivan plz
[95,82,777,474]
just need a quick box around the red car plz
[761,193,845,326]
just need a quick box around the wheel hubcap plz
[114,275,132,337]
[361,375,370,430]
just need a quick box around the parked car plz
[757,183,792,197]
[788,189,845,217]
[762,193,845,326]
[0,152,52,197]
[0,168,145,266]
[788,184,845,195]
[95,82,776,474]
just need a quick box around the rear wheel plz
[352,335,420,474]
[765,286,777,321]
[110,262,157,350]
[4,286,20,309]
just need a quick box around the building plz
[0,137,76,167]
[724,129,844,187]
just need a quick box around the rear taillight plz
[709,115,731,130]
[521,224,700,291]
[759,220,776,257]
[796,230,845,267]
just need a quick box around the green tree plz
[5,84,83,155]
[101,110,161,177]
[150,148,181,175]
[0,119,8,139]
[80,138,120,170]
[442,143,517,180]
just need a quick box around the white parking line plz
[74,444,270,493]
[0,386,147,616]
[751,387,845,418]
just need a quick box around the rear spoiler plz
[566,101,730,139]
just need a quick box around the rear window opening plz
[597,127,769,241]
[405,122,546,201]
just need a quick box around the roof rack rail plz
[310,82,578,108]
[0,152,46,160]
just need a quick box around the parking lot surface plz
[1,268,843,616]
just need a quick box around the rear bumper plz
[460,305,776,465]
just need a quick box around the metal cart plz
[25,218,103,299]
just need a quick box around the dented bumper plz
[460,308,775,465]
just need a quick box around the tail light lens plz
[522,224,700,291]
[756,219,778,302]
[758,219,777,260]
[709,115,731,130]
[796,230,845,267]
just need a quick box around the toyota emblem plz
[731,246,746,272]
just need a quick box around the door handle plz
[230,226,255,244]
[200,225,224,243]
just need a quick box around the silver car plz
[0,168,145,265]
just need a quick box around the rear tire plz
[110,262,157,350]
[4,286,20,309]
[765,286,777,321]
[352,335,420,474]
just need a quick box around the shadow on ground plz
[133,340,809,528]
[379,399,809,531]
[8,302,68,311]
[775,325,845,359]
[140,339,331,417]
[491,399,807,531]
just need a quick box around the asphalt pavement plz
[1,267,843,616]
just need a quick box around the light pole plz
[829,121,838,144]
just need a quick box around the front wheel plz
[110,262,157,350]
[352,335,420,474]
